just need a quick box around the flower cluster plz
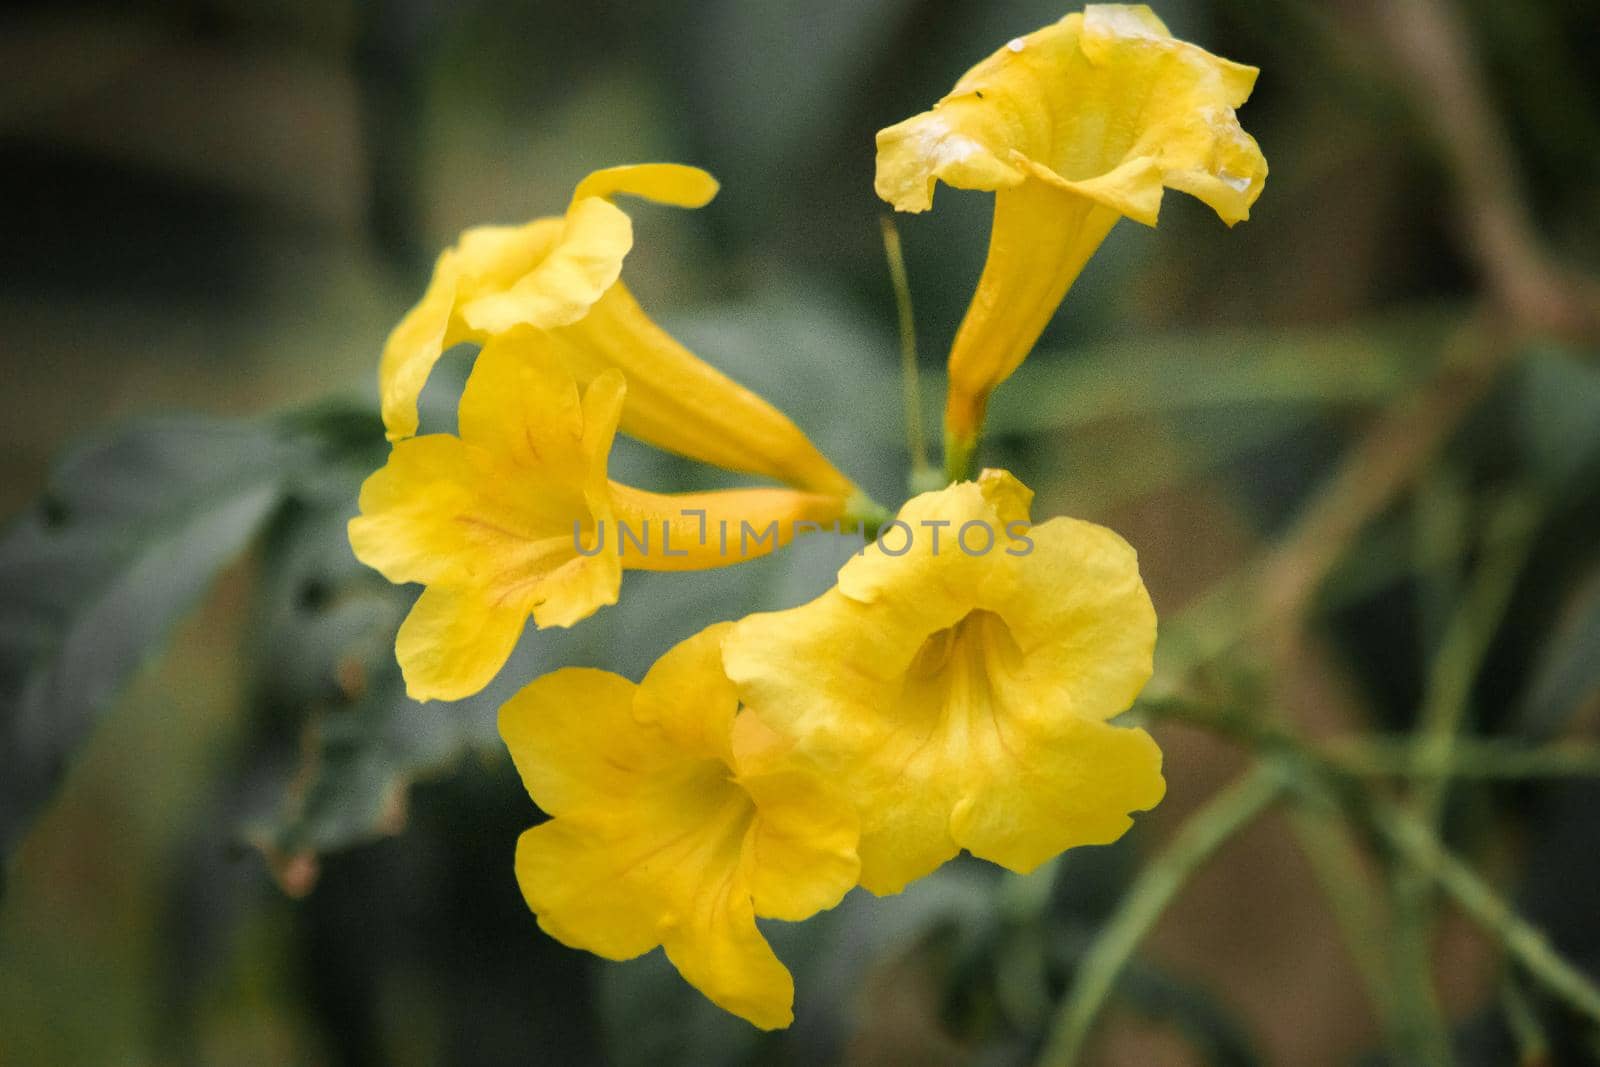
[350,4,1264,1028]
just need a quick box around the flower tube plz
[875,5,1267,472]
[378,164,858,498]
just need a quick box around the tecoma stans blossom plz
[723,470,1165,895]
[875,5,1267,473]
[350,346,847,702]
[337,1,1269,1032]
[378,163,858,499]
[501,623,860,1029]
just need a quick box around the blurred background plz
[3,0,1599,1064]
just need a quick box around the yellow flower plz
[500,623,860,1029]
[350,344,848,702]
[379,163,857,498]
[875,5,1267,465]
[723,470,1164,895]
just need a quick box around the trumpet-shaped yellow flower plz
[379,163,857,498]
[875,5,1267,463]
[350,343,848,702]
[723,470,1164,895]
[501,624,860,1029]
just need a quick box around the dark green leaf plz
[0,417,304,865]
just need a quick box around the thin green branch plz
[1140,697,1600,782]
[1331,738,1600,780]
[879,215,937,493]
[1036,765,1284,1067]
[1283,803,1403,1041]
[1391,494,1541,1062]
[1143,694,1600,1044]
[1410,493,1541,818]
[1386,859,1454,1062]
[1499,974,1551,1067]
[1372,802,1600,1027]
[943,431,978,487]
[1410,469,1469,652]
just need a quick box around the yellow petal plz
[724,471,1162,894]
[875,4,1267,444]
[370,177,637,443]
[458,197,634,335]
[515,785,810,1030]
[724,587,961,894]
[996,514,1159,722]
[500,667,676,817]
[395,584,527,702]
[734,713,861,921]
[453,218,565,297]
[660,886,795,1031]
[349,435,482,588]
[949,713,1165,872]
[634,622,740,763]
[377,249,460,442]
[354,362,621,612]
[577,368,627,529]
[1076,5,1266,224]
[527,553,623,629]
[456,332,588,469]
[511,738,785,1025]
[572,163,720,208]
[501,663,760,986]
[834,477,1002,612]
[515,816,664,961]
[876,6,1264,220]
[832,468,1033,624]
[378,220,562,442]
[501,626,859,1027]
[530,369,627,627]
[975,467,1035,525]
[352,358,626,700]
[350,428,608,616]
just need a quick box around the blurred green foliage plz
[2,1,1599,1065]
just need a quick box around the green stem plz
[1331,738,1600,779]
[1386,862,1454,1063]
[1036,765,1284,1067]
[1372,802,1600,1027]
[943,427,978,485]
[1144,695,1600,1044]
[842,491,892,542]
[1499,974,1550,1067]
[879,215,937,493]
[1390,494,1540,1062]
[1409,493,1540,821]
[1140,698,1600,781]
[1283,802,1404,1041]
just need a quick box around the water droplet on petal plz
[1007,37,1026,53]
